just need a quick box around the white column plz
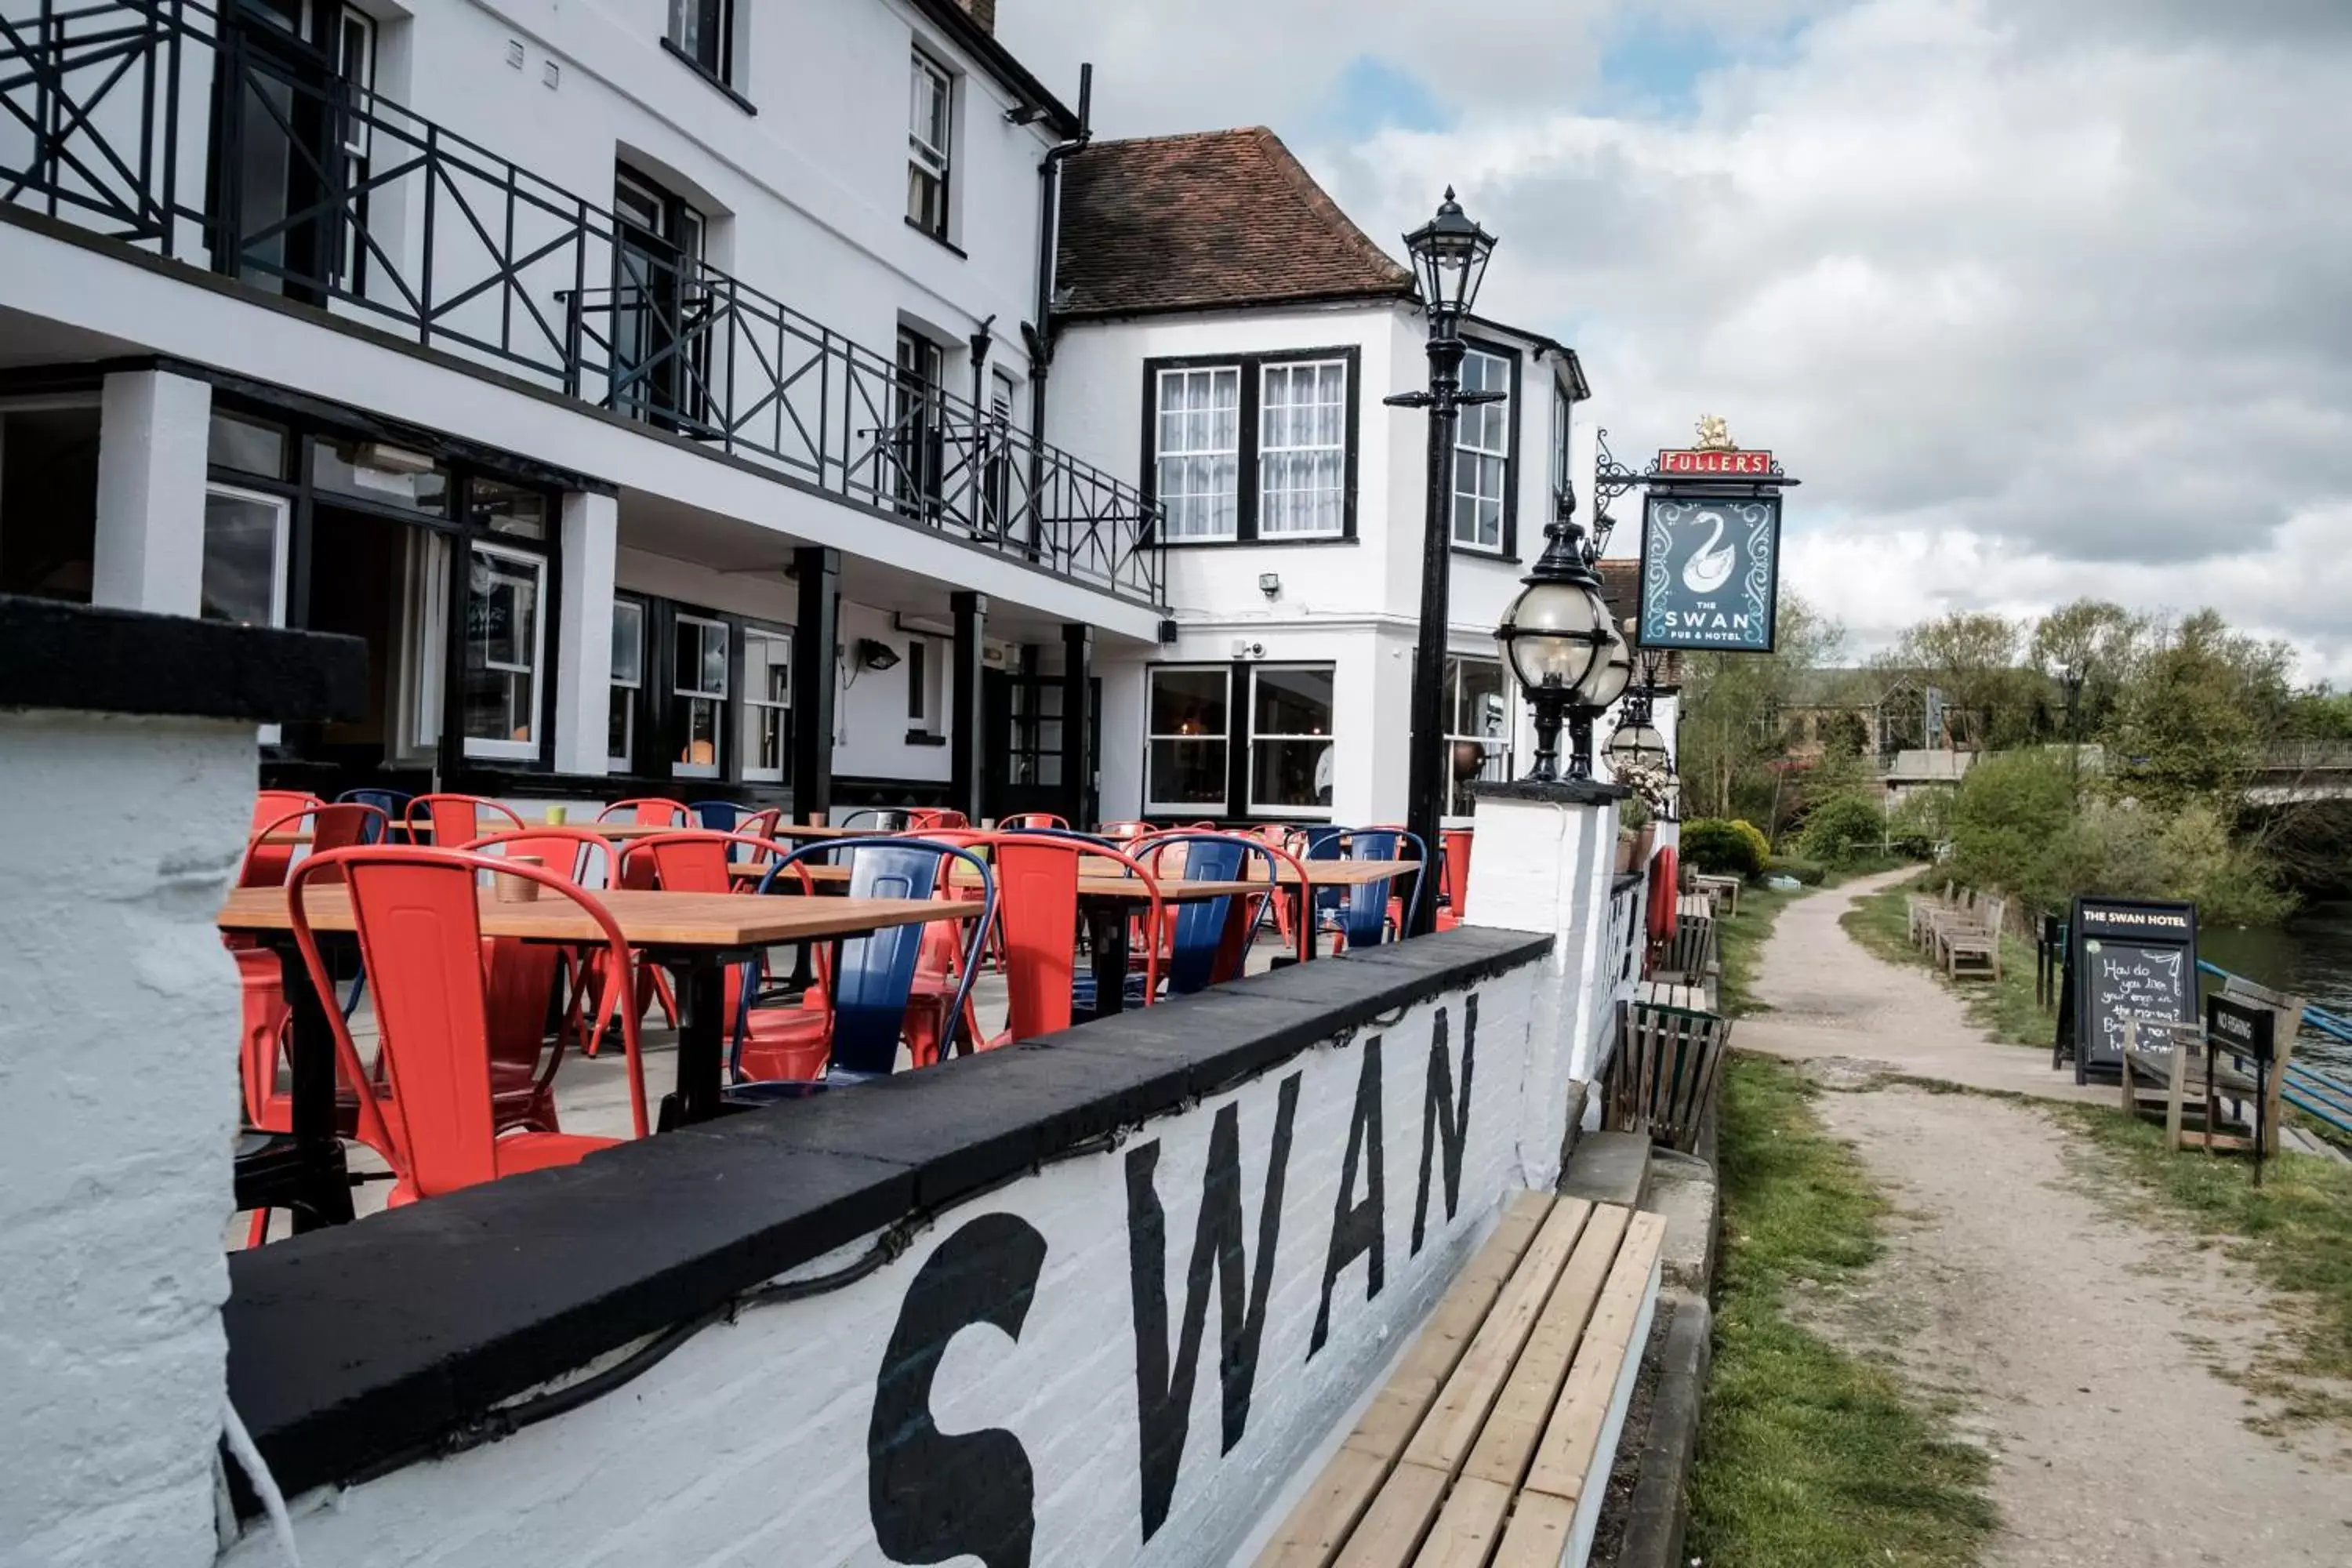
[91,370,211,615]
[1463,781,1624,1189]
[554,489,618,776]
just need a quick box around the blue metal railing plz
[2196,959,2352,1139]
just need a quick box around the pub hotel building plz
[0,0,1640,828]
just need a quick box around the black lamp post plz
[1495,492,1619,782]
[1606,626,1678,815]
[1394,188,1501,936]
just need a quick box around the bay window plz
[1453,347,1514,553]
[673,613,728,779]
[1248,665,1336,815]
[1144,347,1359,544]
[742,628,791,783]
[1145,667,1229,814]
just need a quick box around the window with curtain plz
[1155,366,1240,540]
[673,614,728,779]
[1145,666,1230,812]
[1259,360,1348,538]
[1453,349,1512,551]
[741,628,790,783]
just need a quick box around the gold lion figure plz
[1694,414,1736,452]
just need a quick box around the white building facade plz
[0,0,1157,822]
[1043,129,1616,831]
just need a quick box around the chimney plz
[960,0,996,33]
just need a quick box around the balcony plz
[0,0,1164,604]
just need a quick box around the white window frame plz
[397,530,450,760]
[908,50,953,239]
[1443,655,1511,822]
[608,599,644,773]
[741,626,791,784]
[906,637,943,735]
[1453,349,1512,552]
[1153,365,1240,542]
[1144,665,1232,817]
[1257,358,1348,539]
[1246,662,1337,819]
[202,482,292,744]
[332,5,376,292]
[462,539,548,763]
[673,612,729,780]
[668,0,735,83]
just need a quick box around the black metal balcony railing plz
[0,0,1165,603]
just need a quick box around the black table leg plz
[1084,901,1130,1018]
[661,953,731,1128]
[275,937,353,1232]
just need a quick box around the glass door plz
[215,1,374,299]
[612,168,709,431]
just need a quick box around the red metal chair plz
[244,791,325,890]
[1098,820,1155,844]
[1001,812,1069,830]
[600,797,692,828]
[1131,830,1312,987]
[405,793,524,848]
[463,826,624,1058]
[927,831,1167,1046]
[284,847,649,1207]
[1437,827,1475,930]
[615,830,789,1044]
[907,808,969,830]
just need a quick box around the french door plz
[612,167,710,431]
[212,0,376,300]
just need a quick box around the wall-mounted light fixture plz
[855,637,902,673]
[1258,572,1281,601]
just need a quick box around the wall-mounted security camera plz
[1232,639,1265,659]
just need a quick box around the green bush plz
[1683,817,1771,879]
[1797,793,1886,867]
[1766,857,1827,886]
[1886,786,1955,858]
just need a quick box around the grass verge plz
[1839,877,2049,1047]
[1687,1054,1997,1567]
[1715,882,1809,1019]
[2055,1102,2352,1414]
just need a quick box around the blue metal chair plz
[1329,828,1428,949]
[734,836,996,1096]
[691,800,742,831]
[1112,831,1313,1004]
[336,788,413,844]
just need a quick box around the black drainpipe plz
[1026,62,1091,564]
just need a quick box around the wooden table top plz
[216,885,959,947]
[726,862,1266,902]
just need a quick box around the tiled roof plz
[1055,128,1417,320]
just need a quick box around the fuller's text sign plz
[1654,448,1776,477]
[1636,493,1784,653]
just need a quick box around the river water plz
[2198,909,2352,1072]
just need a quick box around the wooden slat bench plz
[1255,1192,1665,1568]
[1606,1002,1734,1154]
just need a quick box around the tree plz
[1675,592,1843,823]
[2028,598,2145,739]
[2105,609,2288,810]
[1896,611,2022,749]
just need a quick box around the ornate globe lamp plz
[1497,499,1616,782]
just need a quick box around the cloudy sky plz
[1003,0,2352,680]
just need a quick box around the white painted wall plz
[554,490,619,775]
[91,370,211,616]
[219,981,1540,1568]
[0,711,251,1568]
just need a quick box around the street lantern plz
[1396,187,1505,935]
[1497,499,1616,782]
[1401,187,1497,332]
[1604,720,1671,769]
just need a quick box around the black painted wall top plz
[0,593,368,724]
[222,927,1552,1503]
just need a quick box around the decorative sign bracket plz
[1608,418,1800,655]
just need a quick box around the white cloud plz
[1002,0,2352,679]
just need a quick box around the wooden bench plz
[1691,873,1740,917]
[1255,1192,1665,1568]
[1606,1002,1733,1154]
[1938,894,2005,982]
[2120,978,2305,1155]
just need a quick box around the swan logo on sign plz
[1639,492,1783,652]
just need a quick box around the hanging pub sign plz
[1635,416,1791,655]
[2053,895,2200,1082]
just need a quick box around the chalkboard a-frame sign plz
[2054,896,2200,1083]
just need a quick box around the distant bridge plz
[2243,742,2352,806]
